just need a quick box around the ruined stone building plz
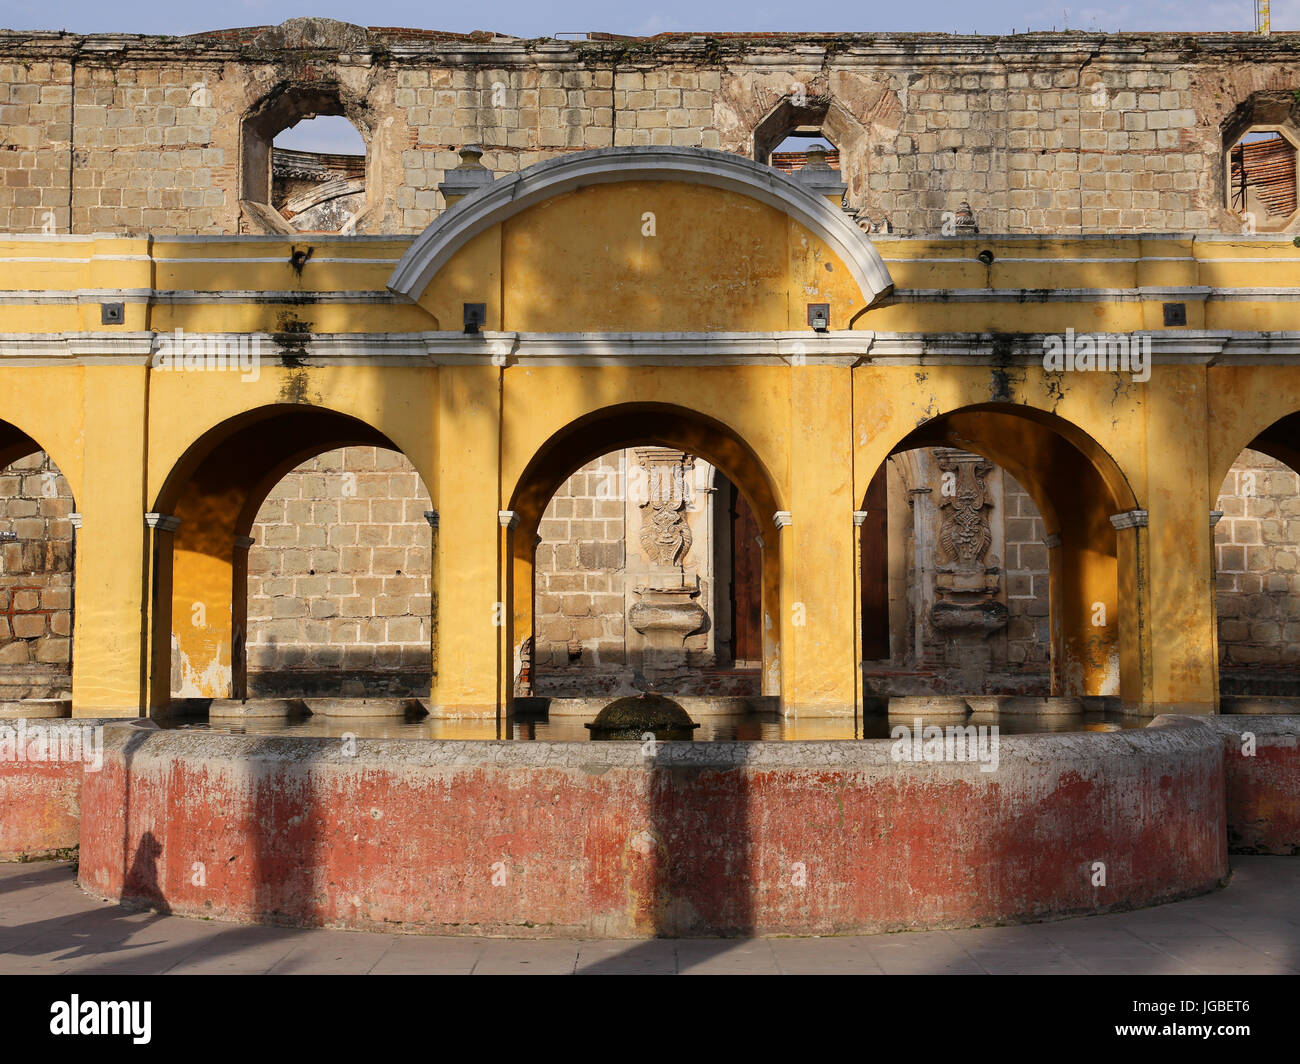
[3,19,1300,715]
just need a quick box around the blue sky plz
[0,0,1294,36]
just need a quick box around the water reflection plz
[163,709,1146,741]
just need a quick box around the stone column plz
[230,535,255,700]
[143,512,180,710]
[71,364,152,717]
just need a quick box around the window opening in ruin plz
[769,130,840,175]
[270,116,367,233]
[1229,129,1298,224]
[241,87,371,235]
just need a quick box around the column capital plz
[498,510,519,530]
[1109,509,1148,531]
[233,535,255,550]
[424,510,440,528]
[852,510,869,526]
[144,512,181,532]
[68,512,83,530]
[1045,532,1061,549]
[1210,510,1224,527]
[773,510,792,529]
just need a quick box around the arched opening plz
[1214,412,1300,701]
[1221,92,1300,232]
[0,422,76,705]
[241,84,373,234]
[508,404,782,704]
[860,405,1139,705]
[151,407,432,708]
[753,95,868,204]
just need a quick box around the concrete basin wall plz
[1193,715,1300,855]
[77,719,1229,937]
[0,719,119,860]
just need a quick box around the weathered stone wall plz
[3,22,1300,236]
[245,446,432,697]
[1214,448,1300,694]
[533,456,627,681]
[0,453,73,700]
[1002,475,1052,672]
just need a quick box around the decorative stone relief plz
[637,449,694,568]
[930,448,1006,636]
[627,448,706,671]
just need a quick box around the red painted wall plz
[77,720,1232,937]
[1208,717,1300,855]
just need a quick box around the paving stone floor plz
[1,857,1297,975]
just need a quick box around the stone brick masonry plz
[0,453,73,700]
[3,21,1300,235]
[244,446,432,697]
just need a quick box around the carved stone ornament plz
[636,449,694,568]
[935,451,994,569]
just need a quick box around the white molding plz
[386,146,895,309]
[852,510,869,526]
[773,510,793,529]
[498,510,520,529]
[144,512,181,532]
[4,328,1300,368]
[1109,509,1149,530]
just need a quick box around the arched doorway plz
[150,406,433,707]
[860,404,1141,704]
[507,404,784,705]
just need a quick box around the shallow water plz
[161,709,1147,742]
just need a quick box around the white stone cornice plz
[6,328,1300,369]
[1109,509,1149,530]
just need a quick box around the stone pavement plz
[0,857,1296,975]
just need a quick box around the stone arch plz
[507,402,786,700]
[863,403,1140,701]
[752,94,870,200]
[150,405,431,706]
[387,146,893,311]
[239,79,376,234]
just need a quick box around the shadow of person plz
[124,831,170,915]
